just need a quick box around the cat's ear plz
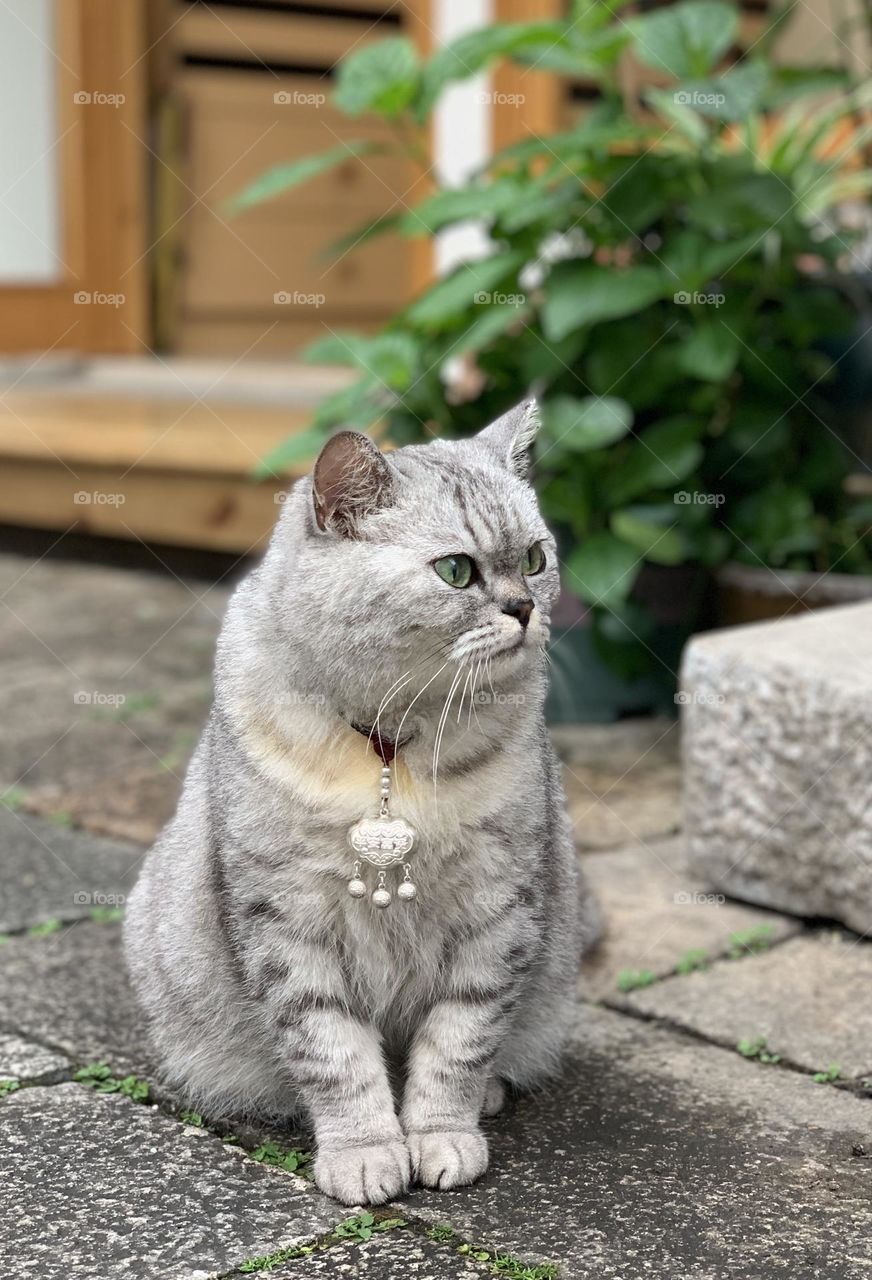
[475,399,540,479]
[312,430,393,536]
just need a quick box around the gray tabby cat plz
[125,401,597,1205]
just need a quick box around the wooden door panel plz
[0,0,148,354]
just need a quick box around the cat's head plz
[275,402,558,718]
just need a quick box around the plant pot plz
[715,561,872,628]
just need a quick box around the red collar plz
[350,723,410,766]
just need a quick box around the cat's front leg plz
[400,917,522,1190]
[257,938,408,1205]
[299,1015,410,1206]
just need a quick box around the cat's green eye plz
[521,541,546,576]
[433,554,475,589]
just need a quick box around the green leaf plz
[610,508,686,565]
[451,302,531,356]
[542,395,633,452]
[334,38,420,118]
[498,180,579,234]
[682,179,793,237]
[605,417,705,505]
[119,1075,150,1102]
[255,425,328,477]
[27,918,62,937]
[597,154,672,232]
[416,23,564,118]
[677,323,740,381]
[542,261,666,342]
[662,230,762,290]
[310,333,418,389]
[617,968,657,992]
[489,114,651,169]
[565,532,642,608]
[732,484,819,566]
[320,212,405,259]
[406,251,525,330]
[312,381,388,432]
[224,143,376,215]
[402,181,521,235]
[512,25,632,77]
[302,332,369,366]
[74,1063,112,1083]
[644,88,709,145]
[368,335,420,389]
[632,0,738,79]
[672,61,770,121]
[764,64,848,109]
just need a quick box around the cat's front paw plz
[407,1128,488,1190]
[313,1140,411,1206]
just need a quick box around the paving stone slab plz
[399,1004,872,1280]
[2,677,211,845]
[0,807,143,933]
[0,923,152,1078]
[0,554,228,677]
[0,553,227,844]
[581,838,801,999]
[553,720,681,851]
[0,1032,69,1080]
[260,1231,493,1277]
[625,933,872,1080]
[0,1083,337,1280]
[681,603,872,934]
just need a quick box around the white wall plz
[0,0,61,283]
[432,0,494,275]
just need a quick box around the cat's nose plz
[502,597,533,628]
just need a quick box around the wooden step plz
[0,380,338,554]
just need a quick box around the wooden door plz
[0,0,148,354]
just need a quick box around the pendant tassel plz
[346,756,418,907]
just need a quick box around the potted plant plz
[230,0,872,718]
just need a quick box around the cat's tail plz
[577,863,604,955]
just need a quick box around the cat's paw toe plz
[313,1140,410,1206]
[407,1129,488,1190]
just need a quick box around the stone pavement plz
[1,552,871,1280]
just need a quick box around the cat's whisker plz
[456,665,474,724]
[464,659,481,731]
[369,666,415,746]
[486,656,497,703]
[468,658,483,730]
[389,658,455,802]
[368,641,452,748]
[432,665,465,795]
[432,662,466,794]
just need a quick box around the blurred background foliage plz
[231,0,872,700]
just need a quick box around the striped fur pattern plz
[124,402,597,1205]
